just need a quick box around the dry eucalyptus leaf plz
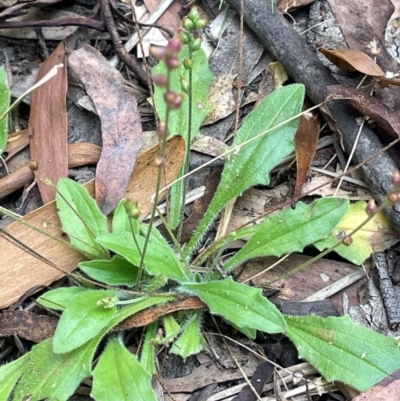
[292,112,320,208]
[319,48,385,76]
[29,40,67,204]
[203,73,236,125]
[326,85,400,137]
[68,44,142,216]
[125,136,186,218]
[277,0,316,12]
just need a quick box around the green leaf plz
[170,311,205,358]
[163,314,181,340]
[97,231,188,282]
[53,290,117,354]
[315,200,397,264]
[0,353,29,401]
[13,296,174,401]
[142,274,167,292]
[227,321,257,339]
[0,67,10,154]
[182,277,285,333]
[196,226,257,265]
[140,322,158,375]
[224,198,349,270]
[92,338,157,401]
[185,84,305,256]
[56,178,109,258]
[13,337,97,401]
[153,46,213,229]
[37,286,88,311]
[112,199,139,234]
[79,256,138,287]
[286,314,400,391]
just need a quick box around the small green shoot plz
[0,66,10,154]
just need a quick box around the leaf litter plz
[0,1,398,399]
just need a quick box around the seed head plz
[366,198,378,214]
[149,45,166,60]
[152,74,168,87]
[155,155,165,166]
[342,235,353,246]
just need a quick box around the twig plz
[100,0,148,86]
[0,18,104,30]
[373,252,400,331]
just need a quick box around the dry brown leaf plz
[114,296,205,331]
[292,112,320,208]
[179,171,221,243]
[125,136,186,218]
[255,62,289,108]
[203,73,236,125]
[0,310,58,343]
[325,85,400,137]
[29,40,68,203]
[143,0,182,33]
[276,0,316,12]
[68,44,142,216]
[68,142,101,168]
[0,296,204,342]
[327,0,397,73]
[319,48,385,76]
[191,134,227,158]
[0,136,185,309]
[352,370,400,401]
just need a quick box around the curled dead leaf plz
[292,112,320,208]
[325,85,400,138]
[319,48,385,77]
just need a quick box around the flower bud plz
[188,7,200,22]
[97,296,119,309]
[155,155,165,166]
[342,235,353,246]
[167,36,183,53]
[194,18,206,30]
[180,76,190,94]
[164,90,177,105]
[387,191,399,204]
[181,31,191,44]
[149,45,166,60]
[171,93,183,109]
[183,16,194,31]
[183,58,193,69]
[164,90,183,109]
[157,120,166,136]
[124,200,141,219]
[366,198,378,214]
[29,160,39,171]
[392,170,400,186]
[165,55,179,70]
[192,37,202,51]
[152,74,168,87]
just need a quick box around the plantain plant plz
[1,9,400,401]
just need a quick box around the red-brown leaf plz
[292,113,320,207]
